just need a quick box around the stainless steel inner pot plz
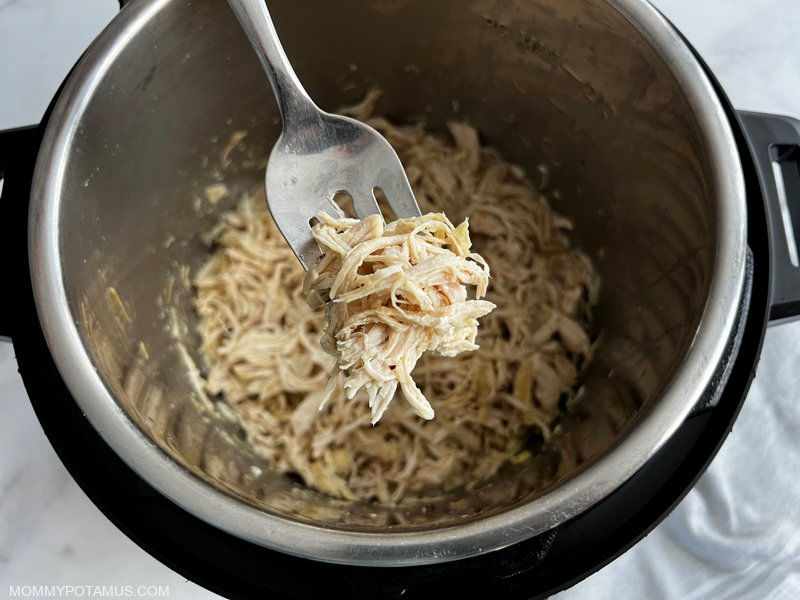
[29,0,746,565]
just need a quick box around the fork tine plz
[379,176,421,220]
[320,200,343,220]
[352,191,382,220]
[279,211,322,270]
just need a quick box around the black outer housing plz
[2,37,797,600]
[738,111,800,321]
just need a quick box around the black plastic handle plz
[738,111,800,322]
[0,126,42,340]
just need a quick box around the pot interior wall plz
[56,0,715,529]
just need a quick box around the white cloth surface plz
[1,1,800,598]
[557,322,800,599]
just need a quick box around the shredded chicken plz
[193,91,599,503]
[304,212,495,424]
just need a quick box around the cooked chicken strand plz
[304,212,495,424]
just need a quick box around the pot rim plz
[28,0,746,566]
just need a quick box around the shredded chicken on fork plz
[304,212,495,424]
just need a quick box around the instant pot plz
[2,0,800,597]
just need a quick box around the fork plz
[225,0,422,269]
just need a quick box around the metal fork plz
[225,0,421,269]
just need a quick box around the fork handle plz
[226,0,318,123]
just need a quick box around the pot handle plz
[0,126,42,341]
[738,111,800,323]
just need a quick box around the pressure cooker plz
[2,0,800,597]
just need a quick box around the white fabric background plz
[1,1,799,598]
[557,323,800,599]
